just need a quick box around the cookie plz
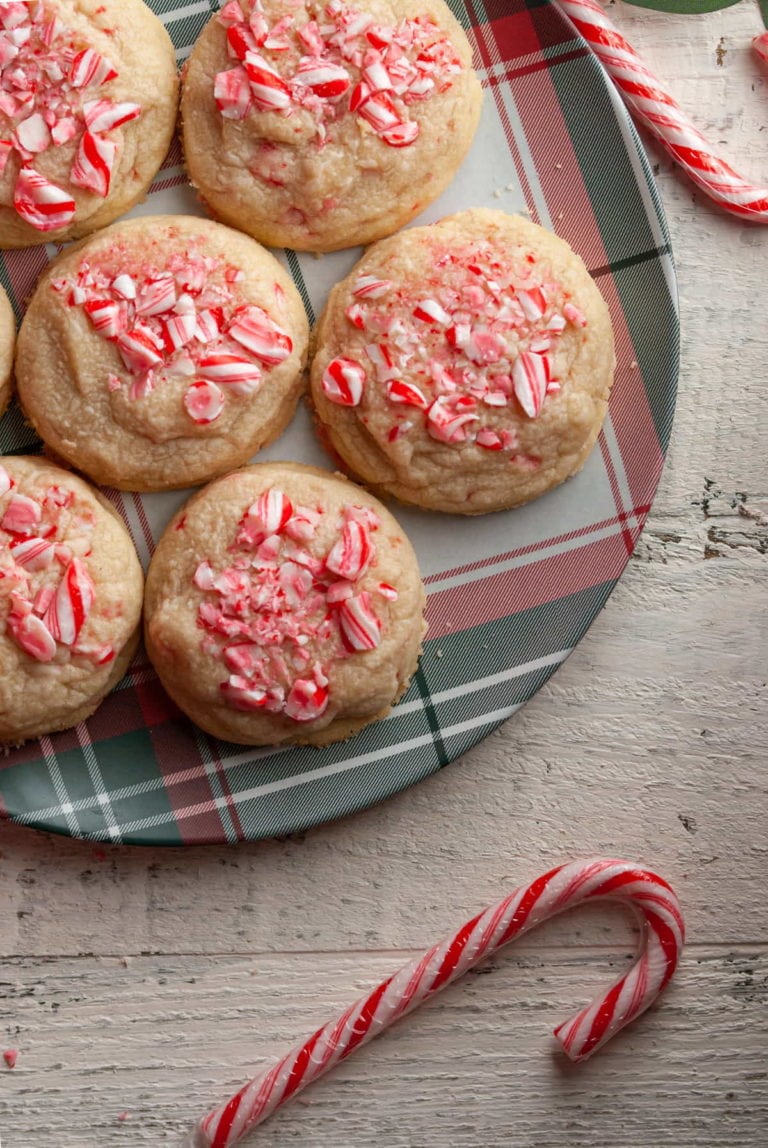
[181,0,482,252]
[0,0,178,248]
[144,462,426,746]
[310,209,616,514]
[0,283,15,419]
[0,456,143,744]
[15,215,310,492]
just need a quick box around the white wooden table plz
[2,4,767,1145]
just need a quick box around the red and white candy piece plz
[755,31,768,66]
[13,167,75,232]
[293,57,351,99]
[413,299,451,326]
[2,492,41,535]
[325,519,374,581]
[215,67,252,119]
[136,277,177,317]
[43,558,95,647]
[356,89,401,133]
[116,327,164,373]
[9,610,57,663]
[83,99,142,134]
[228,307,293,365]
[10,537,55,571]
[196,858,684,1148]
[380,120,420,148]
[243,52,291,112]
[84,298,127,338]
[352,276,393,300]
[184,380,225,425]
[197,354,262,395]
[322,358,366,406]
[250,488,294,539]
[70,131,117,198]
[163,311,198,352]
[386,379,428,409]
[513,350,549,419]
[426,394,478,444]
[337,591,381,652]
[14,112,51,155]
[555,0,768,223]
[283,678,329,722]
[68,48,117,89]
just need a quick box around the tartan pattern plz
[0,0,678,845]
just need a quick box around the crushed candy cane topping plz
[0,1,143,231]
[322,244,589,465]
[52,242,293,427]
[195,488,398,723]
[0,466,113,667]
[214,0,463,149]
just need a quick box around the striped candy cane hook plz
[555,0,768,222]
[195,858,685,1147]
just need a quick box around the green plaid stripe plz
[0,0,678,844]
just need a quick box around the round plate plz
[0,0,678,845]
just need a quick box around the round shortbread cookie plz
[0,0,178,248]
[310,209,616,514]
[0,283,15,419]
[181,0,483,252]
[15,215,310,492]
[144,462,426,747]
[0,456,143,744]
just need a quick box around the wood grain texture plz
[1,4,768,1146]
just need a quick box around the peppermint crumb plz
[436,649,444,658]
[630,360,638,370]
[3,1049,18,1069]
[555,163,562,169]
[558,212,564,220]
[117,1112,131,1122]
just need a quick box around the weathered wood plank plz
[1,948,766,1146]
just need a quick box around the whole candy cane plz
[555,0,768,223]
[196,858,684,1147]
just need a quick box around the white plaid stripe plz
[74,723,123,842]
[427,511,645,595]
[39,736,80,837]
[190,726,241,844]
[72,702,537,839]
[15,647,571,827]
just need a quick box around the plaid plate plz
[0,0,678,845]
